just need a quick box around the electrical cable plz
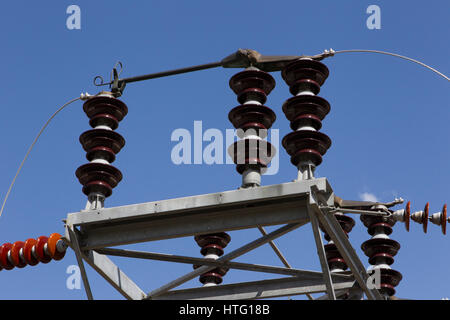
[0,95,89,219]
[322,49,449,81]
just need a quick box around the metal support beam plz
[309,187,384,300]
[65,179,333,250]
[80,250,146,300]
[145,223,303,299]
[66,227,93,300]
[152,276,355,300]
[64,232,145,300]
[95,248,352,280]
[307,206,336,300]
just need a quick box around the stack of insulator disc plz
[280,59,332,173]
[321,214,355,272]
[76,94,128,200]
[361,215,402,297]
[228,69,276,179]
[193,232,231,285]
[0,233,66,271]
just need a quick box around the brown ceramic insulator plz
[324,243,348,271]
[281,59,329,96]
[322,214,355,241]
[83,96,128,128]
[195,233,231,257]
[197,267,229,285]
[282,95,330,131]
[229,70,276,105]
[228,139,276,174]
[441,204,447,235]
[361,238,400,264]
[80,129,125,163]
[75,163,123,198]
[228,104,276,134]
[194,232,230,285]
[378,269,403,297]
[282,130,331,167]
[322,214,355,271]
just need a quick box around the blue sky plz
[0,1,448,300]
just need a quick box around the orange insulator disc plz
[423,203,429,233]
[441,204,447,235]
[23,238,39,266]
[10,241,26,268]
[0,243,14,270]
[405,201,411,232]
[35,236,51,263]
[47,233,65,261]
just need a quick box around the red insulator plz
[77,94,127,200]
[47,233,66,261]
[322,214,355,271]
[194,232,231,285]
[35,236,51,264]
[280,59,332,172]
[10,241,26,268]
[23,238,39,266]
[0,243,14,270]
[405,201,411,232]
[360,215,402,297]
[228,69,277,177]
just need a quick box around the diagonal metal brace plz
[308,186,384,300]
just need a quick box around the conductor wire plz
[327,49,449,81]
[0,96,84,218]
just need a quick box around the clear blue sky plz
[0,1,448,300]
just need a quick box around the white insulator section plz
[91,158,110,165]
[296,125,316,132]
[297,163,315,181]
[296,90,315,96]
[244,100,262,105]
[94,125,113,131]
[242,168,262,187]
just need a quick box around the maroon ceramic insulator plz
[229,139,275,174]
[75,163,123,198]
[281,59,329,96]
[360,215,402,296]
[77,94,128,200]
[282,95,330,131]
[228,69,277,177]
[194,232,231,285]
[80,129,125,163]
[83,96,128,129]
[321,214,355,271]
[229,69,276,105]
[282,130,331,167]
[280,59,332,172]
[228,104,276,135]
